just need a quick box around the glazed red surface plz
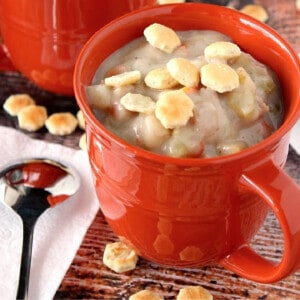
[0,44,15,71]
[74,4,300,283]
[0,0,155,95]
[6,162,67,189]
[6,161,70,207]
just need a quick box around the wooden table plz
[1,0,299,299]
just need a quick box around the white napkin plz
[0,126,100,300]
[290,120,300,155]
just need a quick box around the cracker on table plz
[79,133,87,150]
[76,110,85,130]
[129,290,164,300]
[45,112,78,136]
[3,93,35,116]
[17,105,47,132]
[177,286,213,300]
[103,241,138,273]
[240,4,269,23]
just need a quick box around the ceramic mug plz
[0,0,156,95]
[74,3,300,283]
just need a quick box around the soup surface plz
[87,25,283,158]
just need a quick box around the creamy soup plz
[87,26,283,158]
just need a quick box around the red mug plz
[74,3,300,283]
[0,0,156,95]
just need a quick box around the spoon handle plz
[16,218,36,300]
[14,189,50,300]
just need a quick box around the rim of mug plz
[74,3,300,167]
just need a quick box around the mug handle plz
[220,159,300,283]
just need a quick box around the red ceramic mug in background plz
[74,4,300,283]
[0,0,156,95]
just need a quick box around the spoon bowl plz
[0,158,79,299]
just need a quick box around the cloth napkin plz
[0,126,100,300]
[290,120,300,155]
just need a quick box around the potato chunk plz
[135,114,170,149]
[227,67,257,120]
[217,140,248,155]
[86,84,112,110]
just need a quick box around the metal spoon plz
[0,158,80,300]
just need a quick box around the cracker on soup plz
[145,67,179,89]
[155,89,194,129]
[144,23,181,53]
[167,57,200,87]
[104,70,141,87]
[120,93,156,114]
[204,41,241,63]
[200,63,239,93]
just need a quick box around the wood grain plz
[265,0,300,53]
